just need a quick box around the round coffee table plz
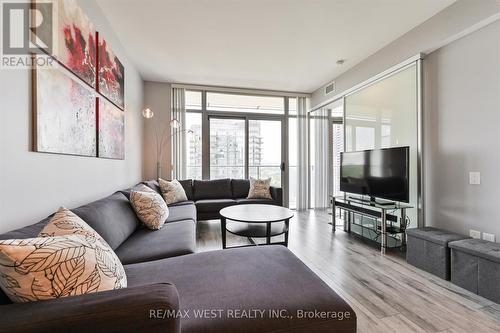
[219,204,294,249]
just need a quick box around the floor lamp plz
[142,108,192,179]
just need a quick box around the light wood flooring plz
[196,209,500,333]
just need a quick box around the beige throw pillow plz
[39,208,127,289]
[247,177,273,199]
[40,207,105,241]
[159,179,188,204]
[0,233,127,303]
[130,185,169,230]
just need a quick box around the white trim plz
[171,83,311,98]
[416,58,424,228]
[309,53,424,112]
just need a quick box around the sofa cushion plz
[236,198,274,205]
[72,192,139,250]
[179,179,194,201]
[195,199,237,213]
[194,179,232,200]
[141,180,162,194]
[40,207,104,239]
[166,203,197,223]
[0,218,51,241]
[168,200,195,207]
[125,246,356,333]
[115,220,196,265]
[231,179,250,199]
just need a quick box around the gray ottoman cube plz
[406,227,470,280]
[449,239,500,303]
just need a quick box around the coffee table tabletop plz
[220,204,294,223]
[220,204,294,249]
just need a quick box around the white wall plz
[424,19,500,238]
[142,81,172,180]
[308,0,500,239]
[0,0,144,233]
[311,0,500,108]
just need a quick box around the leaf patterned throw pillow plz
[159,179,188,204]
[39,207,127,286]
[40,207,106,241]
[0,234,127,303]
[247,177,273,200]
[130,185,169,230]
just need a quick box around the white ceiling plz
[96,0,455,93]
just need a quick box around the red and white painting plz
[34,56,96,157]
[55,0,97,87]
[98,97,124,159]
[99,36,125,109]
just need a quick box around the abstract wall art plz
[98,35,125,109]
[31,1,126,159]
[98,97,125,160]
[34,0,97,87]
[33,56,96,157]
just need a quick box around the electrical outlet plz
[470,229,481,239]
[483,233,496,242]
[469,172,481,185]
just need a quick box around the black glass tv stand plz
[347,196,396,206]
[330,195,413,254]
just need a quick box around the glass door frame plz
[203,111,288,206]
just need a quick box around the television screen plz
[340,146,409,202]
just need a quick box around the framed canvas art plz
[98,35,125,109]
[98,97,125,159]
[33,55,96,157]
[34,0,97,88]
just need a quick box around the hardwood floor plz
[196,209,500,333]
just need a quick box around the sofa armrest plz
[0,283,180,333]
[270,186,283,206]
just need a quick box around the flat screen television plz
[340,146,409,203]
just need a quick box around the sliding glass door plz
[209,117,246,179]
[248,119,282,187]
[209,116,283,187]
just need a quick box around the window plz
[207,92,284,114]
[248,120,282,187]
[355,127,375,151]
[186,90,202,110]
[180,87,302,208]
[185,113,202,179]
[209,118,246,179]
[288,97,297,116]
[288,117,297,209]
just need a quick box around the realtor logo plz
[2,0,53,54]
[1,0,54,68]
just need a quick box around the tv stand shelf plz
[330,196,413,254]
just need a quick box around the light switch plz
[470,229,481,239]
[483,233,496,242]
[469,172,481,185]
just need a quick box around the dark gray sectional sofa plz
[143,178,283,221]
[0,179,356,333]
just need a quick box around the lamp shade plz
[142,108,154,118]
[170,118,181,128]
